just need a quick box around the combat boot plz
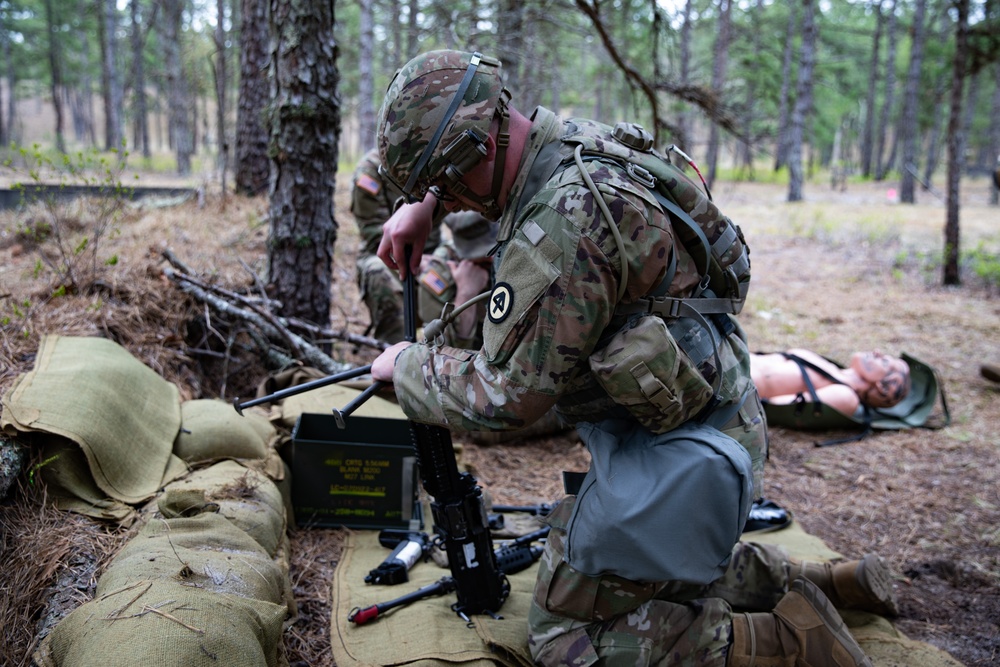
[789,554,897,616]
[727,578,872,667]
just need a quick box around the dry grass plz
[0,471,132,666]
[1,173,999,666]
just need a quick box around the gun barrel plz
[233,364,373,414]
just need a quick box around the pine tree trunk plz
[358,0,375,153]
[774,2,798,172]
[705,0,731,188]
[943,0,968,286]
[787,0,816,202]
[99,0,123,151]
[860,0,884,178]
[899,0,928,203]
[266,0,339,326]
[214,0,228,193]
[130,0,150,158]
[161,0,193,175]
[406,0,419,59]
[989,61,1000,206]
[235,0,270,195]
[677,0,693,153]
[43,0,65,153]
[874,0,898,181]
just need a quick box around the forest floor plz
[1,172,998,667]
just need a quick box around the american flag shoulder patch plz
[421,269,448,296]
[356,173,381,196]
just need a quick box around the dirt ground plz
[1,173,998,666]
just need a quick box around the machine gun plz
[400,247,509,620]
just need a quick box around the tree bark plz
[235,0,270,195]
[161,0,193,175]
[874,0,898,181]
[99,0,124,151]
[214,0,228,194]
[860,0,884,178]
[497,0,524,104]
[390,0,402,70]
[358,0,375,152]
[677,0,693,152]
[943,0,969,286]
[990,60,1000,206]
[705,0,731,188]
[899,0,928,203]
[738,0,765,177]
[71,0,96,146]
[774,2,798,172]
[43,0,66,154]
[406,0,419,59]
[266,0,339,327]
[130,0,151,158]
[787,0,816,202]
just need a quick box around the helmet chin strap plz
[481,95,511,221]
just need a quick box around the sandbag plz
[1,335,187,507]
[174,398,276,463]
[35,461,294,667]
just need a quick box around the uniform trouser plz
[356,254,405,344]
[528,498,793,667]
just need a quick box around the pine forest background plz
[0,0,998,193]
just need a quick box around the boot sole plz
[856,554,899,617]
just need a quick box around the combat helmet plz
[376,50,510,219]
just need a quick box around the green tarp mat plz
[332,520,966,667]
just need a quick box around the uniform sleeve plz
[393,170,675,431]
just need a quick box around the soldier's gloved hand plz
[372,341,413,383]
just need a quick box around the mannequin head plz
[849,351,911,408]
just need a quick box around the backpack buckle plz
[626,163,656,189]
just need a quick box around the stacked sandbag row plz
[34,459,295,667]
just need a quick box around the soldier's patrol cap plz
[444,211,499,260]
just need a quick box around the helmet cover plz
[377,50,506,202]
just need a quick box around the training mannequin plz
[751,349,911,415]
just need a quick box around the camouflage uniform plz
[418,241,485,349]
[385,106,775,665]
[530,498,794,667]
[418,212,498,350]
[350,148,441,343]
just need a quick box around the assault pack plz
[563,119,751,320]
[526,118,770,501]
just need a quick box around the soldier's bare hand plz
[372,341,413,382]
[376,193,438,279]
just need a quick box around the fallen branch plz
[160,250,386,375]
[162,265,352,375]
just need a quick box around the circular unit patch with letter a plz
[488,282,514,324]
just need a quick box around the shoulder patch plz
[487,282,514,324]
[356,173,381,197]
[420,268,448,296]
